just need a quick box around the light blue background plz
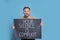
[0,0,60,40]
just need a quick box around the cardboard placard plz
[14,19,41,39]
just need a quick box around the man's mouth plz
[26,14,29,16]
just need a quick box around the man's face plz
[23,8,30,17]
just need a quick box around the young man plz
[12,6,43,40]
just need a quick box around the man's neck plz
[24,16,30,18]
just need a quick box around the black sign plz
[14,19,41,39]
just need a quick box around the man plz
[12,6,43,40]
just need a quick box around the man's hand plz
[40,22,43,27]
[12,25,15,30]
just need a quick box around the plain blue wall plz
[0,0,60,40]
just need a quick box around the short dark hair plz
[23,6,30,11]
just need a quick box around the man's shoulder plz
[29,16,35,19]
[20,16,35,19]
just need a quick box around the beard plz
[24,13,30,18]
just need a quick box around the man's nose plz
[26,13,28,14]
